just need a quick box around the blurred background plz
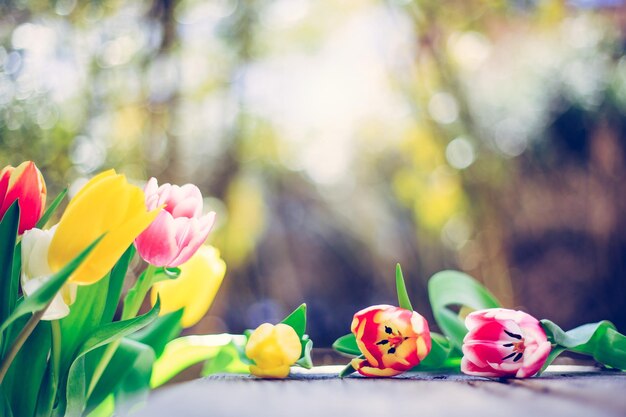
[1,0,625,347]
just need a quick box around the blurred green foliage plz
[1,0,626,345]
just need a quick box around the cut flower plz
[351,304,431,377]
[461,308,551,378]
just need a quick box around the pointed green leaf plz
[65,301,160,416]
[0,201,19,327]
[395,264,413,311]
[36,188,67,229]
[101,245,135,324]
[428,270,501,350]
[59,276,110,377]
[0,382,14,417]
[339,358,360,378]
[541,319,626,371]
[0,235,103,336]
[129,309,183,358]
[412,332,460,371]
[151,334,248,388]
[295,338,313,369]
[86,339,155,414]
[332,333,361,357]
[3,320,50,417]
[201,341,249,376]
[281,304,306,339]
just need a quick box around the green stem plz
[86,265,158,399]
[122,264,158,320]
[51,320,61,381]
[0,307,47,384]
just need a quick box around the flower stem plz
[0,306,47,384]
[51,320,61,380]
[86,264,158,399]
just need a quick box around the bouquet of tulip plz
[333,265,626,378]
[0,161,315,417]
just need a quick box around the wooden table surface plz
[136,365,626,417]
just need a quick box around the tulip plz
[150,245,226,328]
[135,178,216,268]
[350,304,431,377]
[0,161,46,234]
[461,308,551,378]
[21,226,76,320]
[48,170,160,285]
[245,323,301,378]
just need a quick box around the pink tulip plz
[461,308,551,378]
[0,161,47,234]
[134,178,216,267]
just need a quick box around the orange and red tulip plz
[351,304,431,377]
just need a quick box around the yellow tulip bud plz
[245,323,301,378]
[150,245,226,328]
[48,170,160,285]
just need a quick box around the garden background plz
[1,0,625,348]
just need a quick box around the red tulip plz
[461,308,551,378]
[0,161,46,234]
[135,178,216,267]
[351,304,431,377]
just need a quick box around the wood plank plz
[136,366,626,417]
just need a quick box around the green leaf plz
[85,394,114,417]
[3,320,50,417]
[65,301,160,417]
[281,304,306,339]
[35,188,67,229]
[0,235,103,336]
[34,360,56,417]
[151,267,181,284]
[428,270,501,350]
[151,334,248,388]
[59,276,110,378]
[60,245,134,376]
[395,264,413,311]
[332,333,361,357]
[129,309,183,358]
[412,332,460,371]
[112,340,155,415]
[101,245,135,324]
[201,341,249,376]
[86,339,155,415]
[0,382,14,417]
[338,357,360,378]
[0,201,19,329]
[296,337,313,369]
[541,319,626,371]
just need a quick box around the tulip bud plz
[0,161,47,234]
[245,323,301,378]
[21,226,76,320]
[461,308,551,378]
[135,178,216,268]
[351,305,431,377]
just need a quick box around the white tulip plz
[21,226,76,320]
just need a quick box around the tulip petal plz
[168,212,216,267]
[0,166,13,211]
[49,172,160,284]
[134,210,180,267]
[1,162,46,233]
[150,245,226,327]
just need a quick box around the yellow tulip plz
[48,170,160,285]
[245,323,301,378]
[150,245,226,328]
